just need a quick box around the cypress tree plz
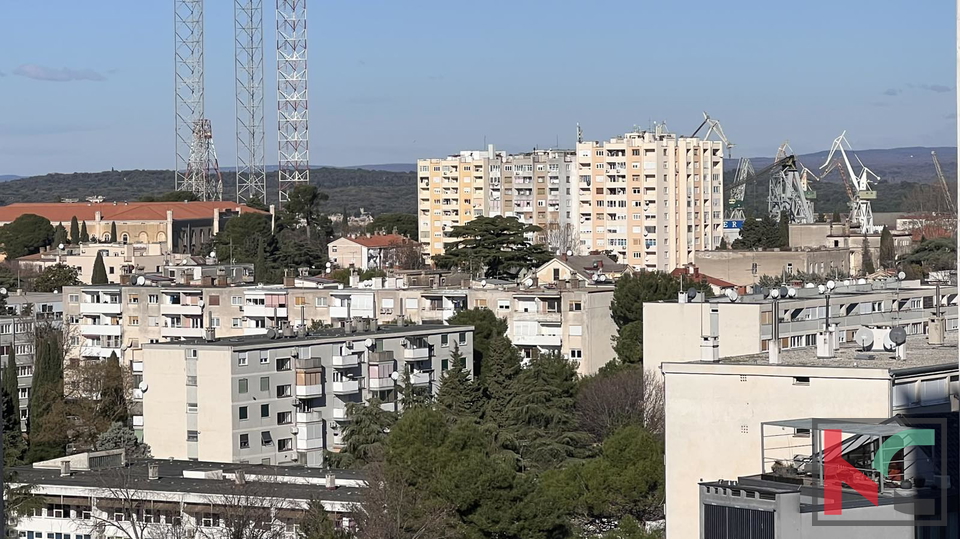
[27,332,67,462]
[79,221,89,242]
[832,209,841,223]
[2,344,26,466]
[479,336,522,426]
[254,236,267,283]
[861,236,876,275]
[435,346,481,421]
[98,352,128,425]
[110,222,118,242]
[879,226,895,268]
[778,213,790,248]
[69,216,80,244]
[52,224,68,248]
[91,252,109,285]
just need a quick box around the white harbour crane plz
[820,131,880,233]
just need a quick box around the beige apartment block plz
[18,242,194,284]
[417,146,501,258]
[497,150,578,235]
[693,248,850,287]
[575,126,724,272]
[661,336,958,539]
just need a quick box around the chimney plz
[325,473,337,490]
[370,319,379,332]
[148,463,160,480]
[204,327,217,342]
[60,460,71,477]
[700,306,720,362]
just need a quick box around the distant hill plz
[341,163,417,173]
[0,167,417,215]
[0,175,22,182]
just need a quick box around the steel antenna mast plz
[236,0,267,203]
[276,0,310,207]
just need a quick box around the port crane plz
[690,111,734,159]
[819,131,880,234]
[931,150,955,214]
[768,142,818,224]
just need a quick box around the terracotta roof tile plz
[349,234,409,248]
[0,202,266,224]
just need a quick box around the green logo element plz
[872,429,935,478]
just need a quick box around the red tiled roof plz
[670,266,736,289]
[348,234,408,248]
[0,202,266,224]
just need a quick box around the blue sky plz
[0,0,955,176]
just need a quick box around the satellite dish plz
[599,274,607,282]
[855,328,874,350]
[725,289,739,302]
[58,243,65,250]
[826,280,836,290]
[337,284,344,289]
[882,331,897,352]
[565,250,573,257]
[480,280,487,288]
[209,251,216,258]
[770,288,780,299]
[857,278,867,285]
[390,371,400,381]
[364,338,374,348]
[779,286,789,298]
[325,261,332,268]
[760,287,770,298]
[0,288,6,296]
[138,381,149,393]
[787,287,797,298]
[330,421,340,430]
[843,280,851,286]
[804,283,815,289]
[136,276,146,286]
[265,329,277,340]
[198,299,205,308]
[897,271,906,281]
[686,288,699,301]
[524,278,534,287]
[818,284,826,294]
[889,326,907,346]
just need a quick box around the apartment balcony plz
[368,351,396,364]
[160,304,203,316]
[80,302,122,315]
[331,407,349,421]
[380,401,399,413]
[513,334,562,348]
[331,354,360,368]
[296,384,323,398]
[296,410,323,424]
[329,306,350,319]
[80,324,122,336]
[368,376,395,391]
[403,347,430,361]
[80,345,122,358]
[332,380,360,395]
[295,430,323,451]
[244,306,287,319]
[410,372,431,387]
[513,311,562,323]
[161,327,204,339]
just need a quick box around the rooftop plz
[11,458,364,503]
[143,323,474,350]
[0,201,266,224]
[700,333,958,371]
[341,233,409,248]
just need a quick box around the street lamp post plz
[390,370,401,413]
[817,280,837,358]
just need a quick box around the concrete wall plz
[142,346,191,460]
[694,250,849,286]
[662,362,892,539]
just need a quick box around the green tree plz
[479,336,522,426]
[79,221,89,242]
[4,474,43,537]
[0,214,55,259]
[52,224,68,248]
[97,352,128,425]
[861,236,875,275]
[325,398,395,469]
[32,263,81,293]
[282,184,329,241]
[94,422,152,459]
[448,307,508,378]
[110,221,118,242]
[245,196,269,212]
[435,346,482,421]
[69,216,80,244]
[3,345,27,466]
[297,499,352,539]
[901,237,957,273]
[254,236,268,283]
[433,216,552,278]
[613,321,644,364]
[27,332,67,462]
[503,352,589,472]
[731,216,781,250]
[817,212,826,223]
[399,367,432,411]
[717,236,728,250]
[778,213,790,248]
[328,268,351,285]
[832,209,841,223]
[879,226,895,268]
[211,212,273,263]
[139,191,199,202]
[367,212,417,238]
[91,251,109,285]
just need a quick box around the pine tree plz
[298,499,351,539]
[52,224,68,248]
[91,252,109,285]
[479,336,522,426]
[79,221,89,242]
[503,352,589,472]
[69,216,80,244]
[325,398,395,468]
[861,236,876,275]
[110,222,118,242]
[435,346,481,421]
[2,344,26,466]
[98,352,128,425]
[399,367,431,411]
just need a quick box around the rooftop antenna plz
[576,123,582,144]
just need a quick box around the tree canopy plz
[447,307,508,378]
[731,216,785,250]
[32,263,80,293]
[91,251,109,285]
[367,212,417,238]
[0,214,54,259]
[433,216,552,278]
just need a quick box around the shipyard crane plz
[724,154,797,201]
[819,131,880,233]
[931,151,955,214]
[726,157,754,220]
[690,111,734,158]
[768,142,817,224]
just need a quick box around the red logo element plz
[823,429,879,514]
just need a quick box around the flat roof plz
[763,418,914,437]
[11,459,364,502]
[143,323,474,349]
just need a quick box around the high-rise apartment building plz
[575,126,724,271]
[417,125,724,270]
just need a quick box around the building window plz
[148,295,158,304]
[315,297,328,307]
[18,387,28,399]
[260,354,270,365]
[277,358,291,371]
[68,294,79,303]
[186,431,199,442]
[276,384,291,398]
[278,438,293,452]
[261,431,273,446]
[128,295,139,304]
[231,296,242,306]
[186,403,198,413]
[570,349,583,359]
[238,378,248,393]
[458,332,467,345]
[232,318,242,328]
[793,377,810,386]
[17,365,32,377]
[260,404,270,418]
[277,411,292,425]
[207,294,220,306]
[441,334,449,347]
[128,316,139,326]
[239,434,249,448]
[239,406,248,421]
[211,317,220,328]
[238,353,248,366]
[260,376,269,391]
[186,376,197,386]
[568,301,582,311]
